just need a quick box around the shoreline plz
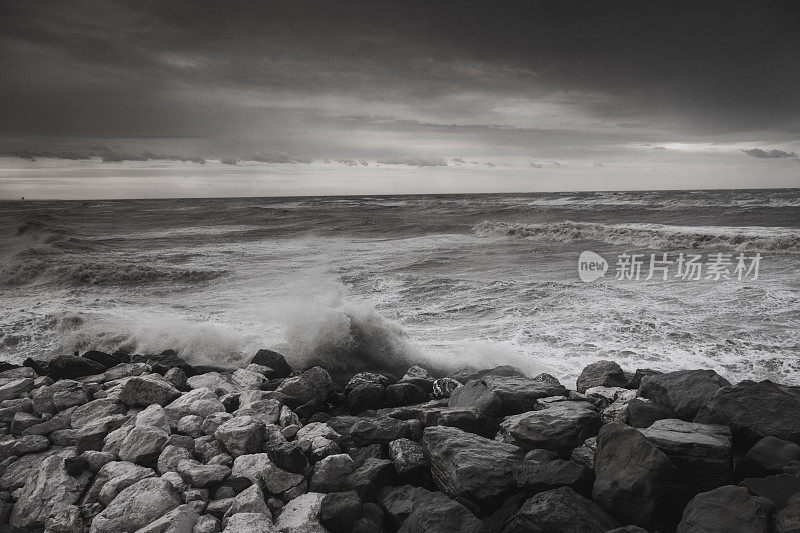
[0,349,798,532]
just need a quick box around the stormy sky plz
[1,0,799,198]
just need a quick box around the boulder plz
[640,419,733,494]
[348,457,396,498]
[398,366,434,392]
[214,416,264,457]
[497,401,600,454]
[235,399,281,427]
[499,486,619,532]
[593,422,687,531]
[275,366,334,405]
[177,459,230,488]
[223,512,276,532]
[83,461,156,506]
[266,441,308,473]
[639,369,731,421]
[309,453,356,492]
[119,425,170,467]
[0,377,35,403]
[103,362,150,382]
[274,492,326,532]
[262,461,305,495]
[44,504,85,533]
[119,375,181,406]
[194,515,221,533]
[737,436,800,479]
[740,474,800,511]
[231,453,273,485]
[45,354,106,379]
[422,425,525,514]
[695,380,800,449]
[482,374,567,415]
[328,415,411,445]
[231,369,266,391]
[186,372,234,395]
[389,438,426,475]
[320,490,363,533]
[251,349,293,379]
[576,360,629,393]
[223,484,270,519]
[164,388,226,419]
[348,383,385,413]
[385,383,428,407]
[627,398,674,428]
[71,398,126,428]
[136,404,171,432]
[158,445,193,474]
[10,454,91,530]
[1,447,65,490]
[82,350,125,369]
[447,380,502,419]
[345,372,390,394]
[392,487,487,533]
[432,377,461,399]
[676,485,773,533]
[776,493,800,533]
[135,503,200,533]
[89,478,181,533]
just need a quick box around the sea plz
[1,189,799,387]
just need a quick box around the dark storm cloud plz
[0,0,799,156]
[742,148,798,159]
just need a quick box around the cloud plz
[247,153,313,164]
[2,148,205,164]
[592,162,604,167]
[742,148,798,159]
[377,157,448,167]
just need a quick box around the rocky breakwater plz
[0,351,799,532]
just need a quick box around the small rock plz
[193,514,221,533]
[576,360,629,393]
[320,490,363,533]
[178,414,204,437]
[432,377,461,399]
[389,438,425,475]
[164,367,188,390]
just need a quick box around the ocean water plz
[1,189,799,387]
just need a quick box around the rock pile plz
[0,352,797,532]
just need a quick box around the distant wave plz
[473,220,800,253]
[0,260,227,287]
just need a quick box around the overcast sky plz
[1,0,799,198]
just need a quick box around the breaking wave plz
[473,220,800,253]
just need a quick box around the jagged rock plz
[627,398,674,428]
[11,411,39,434]
[776,493,800,533]
[231,369,266,391]
[89,477,181,533]
[0,397,32,422]
[309,436,340,460]
[432,377,461,399]
[497,401,600,454]
[483,374,568,415]
[640,419,733,494]
[103,362,150,382]
[740,474,800,511]
[447,379,503,420]
[320,490,363,533]
[398,366,434,393]
[12,433,49,454]
[235,398,281,427]
[576,361,629,393]
[135,503,200,532]
[10,454,91,530]
[279,405,300,427]
[385,383,428,407]
[51,380,90,411]
[639,369,731,421]
[593,422,687,531]
[82,450,116,472]
[499,486,619,532]
[391,486,487,533]
[186,373,233,395]
[177,459,231,488]
[164,367,188,390]
[194,514,221,533]
[266,441,308,473]
[389,438,425,475]
[737,436,800,479]
[695,380,800,448]
[119,375,181,406]
[348,457,395,497]
[275,492,326,532]
[251,349,293,379]
[296,422,341,445]
[223,484,270,521]
[676,485,773,533]
[231,453,272,485]
[102,424,133,455]
[310,453,356,492]
[345,373,390,394]
[83,461,155,506]
[44,504,84,532]
[275,366,334,405]
[78,413,127,454]
[158,444,193,474]
[71,398,126,428]
[178,414,204,437]
[206,498,235,519]
[213,416,264,458]
[44,354,106,380]
[165,388,226,419]
[262,461,305,495]
[348,383,385,413]
[0,377,34,403]
[422,425,525,514]
[119,425,170,466]
[136,404,171,432]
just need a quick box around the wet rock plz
[186,373,234,395]
[275,366,334,405]
[740,474,800,511]
[177,459,231,488]
[499,486,619,532]
[627,398,675,428]
[639,369,731,421]
[776,493,800,533]
[119,425,170,467]
[447,379,503,419]
[165,388,226,419]
[576,360,629,393]
[310,453,355,492]
[640,419,733,494]
[348,383,385,413]
[251,349,293,379]
[398,366,434,393]
[695,380,800,449]
[320,490,363,533]
[345,373,390,394]
[389,438,425,475]
[385,383,428,407]
[391,486,487,533]
[737,436,800,479]
[482,374,568,415]
[89,477,181,533]
[329,415,411,445]
[119,375,181,407]
[10,454,91,530]
[136,503,200,532]
[593,422,687,531]
[497,401,601,454]
[422,425,525,514]
[432,377,461,399]
[676,485,773,533]
[44,354,106,380]
[274,492,326,532]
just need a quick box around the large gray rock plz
[640,419,733,494]
[776,493,800,533]
[177,459,230,488]
[275,492,326,532]
[119,374,181,406]
[71,399,126,429]
[695,380,800,449]
[737,436,800,479]
[164,388,226,419]
[262,461,306,495]
[422,425,525,514]
[223,512,277,532]
[231,453,273,485]
[740,474,800,512]
[119,425,170,466]
[251,349,293,379]
[309,453,356,492]
[214,416,265,457]
[627,397,674,428]
[497,401,600,454]
[135,503,200,533]
[676,485,773,533]
[482,374,567,414]
[89,477,181,533]
[576,361,629,393]
[447,379,503,419]
[0,377,34,402]
[389,486,487,533]
[44,504,85,533]
[499,486,619,533]
[10,454,92,530]
[639,369,731,421]
[275,366,334,404]
[593,422,687,531]
[223,484,270,520]
[82,461,156,506]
